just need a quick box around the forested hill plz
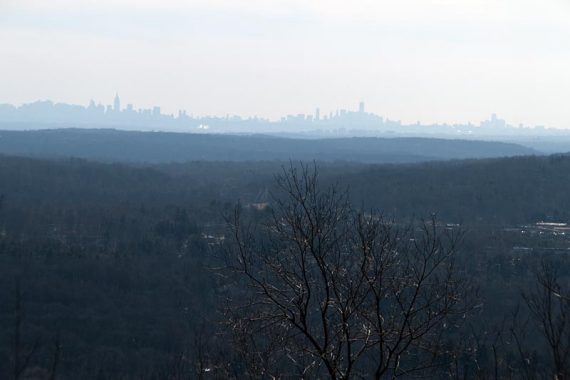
[0,128,538,163]
[338,154,570,223]
[1,154,570,225]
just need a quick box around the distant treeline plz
[0,128,537,163]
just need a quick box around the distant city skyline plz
[0,94,549,127]
[2,1,570,128]
[0,95,390,125]
[0,95,559,138]
[0,92,566,131]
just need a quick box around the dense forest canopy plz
[1,154,569,226]
[1,150,570,378]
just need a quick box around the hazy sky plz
[1,0,570,127]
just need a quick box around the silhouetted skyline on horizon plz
[0,95,563,137]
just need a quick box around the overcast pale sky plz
[1,0,569,127]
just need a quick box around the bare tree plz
[523,261,570,380]
[223,164,471,379]
[48,333,62,380]
[11,277,38,380]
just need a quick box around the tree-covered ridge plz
[0,128,537,163]
[1,153,569,226]
[342,154,570,223]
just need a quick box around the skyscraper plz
[114,93,121,112]
[315,107,320,121]
[359,101,365,114]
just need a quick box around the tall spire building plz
[114,93,121,112]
